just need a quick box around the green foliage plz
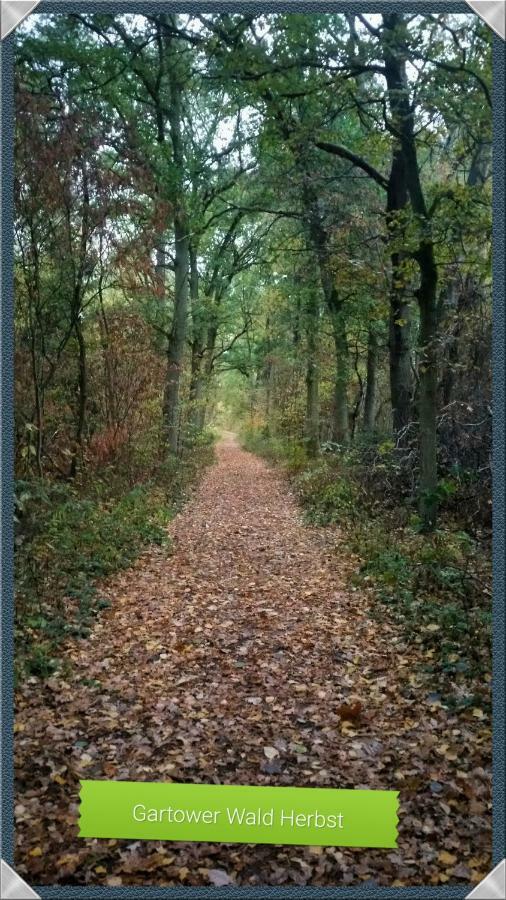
[294,462,360,525]
[244,428,491,697]
[185,425,219,450]
[25,644,60,678]
[356,523,491,696]
[16,481,169,674]
[242,429,307,472]
[15,442,215,680]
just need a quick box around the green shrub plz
[243,428,491,698]
[294,461,359,525]
[15,441,215,680]
[242,429,307,472]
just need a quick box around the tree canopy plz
[15,10,491,529]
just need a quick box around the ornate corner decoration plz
[0,1,41,40]
[466,0,506,39]
[0,860,40,900]
[466,859,506,899]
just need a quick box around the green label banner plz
[79,781,398,848]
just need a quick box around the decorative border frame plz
[1,3,504,898]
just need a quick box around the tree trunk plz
[304,289,320,455]
[163,216,190,454]
[382,12,439,529]
[29,326,44,477]
[69,159,90,479]
[303,178,349,444]
[385,63,412,436]
[363,327,378,432]
[70,316,87,478]
[98,275,116,428]
[26,267,44,476]
[439,143,489,407]
[389,273,413,435]
[263,314,273,434]
[417,248,439,530]
[331,309,349,444]
[188,243,206,435]
[162,20,190,455]
[189,347,204,429]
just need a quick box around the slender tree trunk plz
[70,316,87,478]
[363,327,378,432]
[28,234,45,476]
[98,315,116,428]
[264,314,273,434]
[69,158,90,479]
[26,261,44,476]
[189,347,204,428]
[162,21,190,454]
[190,376,206,431]
[293,291,301,347]
[389,271,413,435]
[191,300,222,434]
[188,243,206,434]
[330,308,349,444]
[304,289,320,456]
[303,178,349,444]
[98,271,116,428]
[417,248,439,529]
[385,81,412,436]
[163,216,190,454]
[439,278,459,407]
[28,325,44,477]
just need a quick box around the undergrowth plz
[242,428,491,705]
[15,437,215,680]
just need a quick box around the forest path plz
[15,435,490,887]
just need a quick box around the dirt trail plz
[15,436,491,887]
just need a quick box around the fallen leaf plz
[263,746,279,760]
[208,869,234,887]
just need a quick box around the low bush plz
[242,429,308,472]
[14,442,215,680]
[294,461,361,525]
[243,426,491,701]
[355,523,491,694]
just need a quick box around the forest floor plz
[15,434,491,888]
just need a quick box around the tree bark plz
[382,12,439,529]
[304,289,320,455]
[417,245,439,529]
[161,18,190,455]
[263,314,273,434]
[98,259,116,428]
[163,214,190,454]
[330,308,350,444]
[389,273,413,435]
[363,327,378,432]
[26,237,44,476]
[69,159,90,479]
[303,179,349,444]
[70,315,87,479]
[383,19,412,438]
[28,321,44,477]
[188,242,206,434]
